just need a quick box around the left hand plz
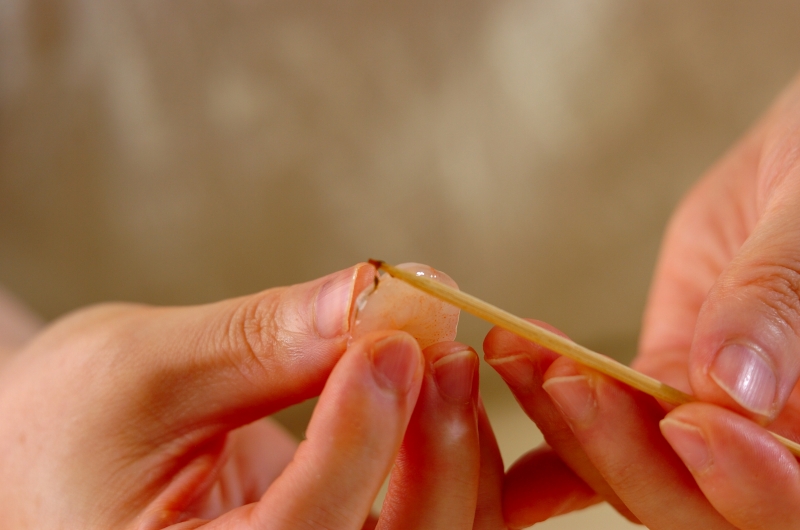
[0,264,505,529]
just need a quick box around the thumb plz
[690,175,800,422]
[91,262,376,437]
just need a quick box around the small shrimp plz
[350,262,460,348]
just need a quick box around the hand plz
[0,263,504,529]
[485,74,800,529]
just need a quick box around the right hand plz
[485,73,800,529]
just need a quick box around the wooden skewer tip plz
[372,260,800,458]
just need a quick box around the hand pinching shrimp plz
[347,263,504,528]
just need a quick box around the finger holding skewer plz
[372,260,800,458]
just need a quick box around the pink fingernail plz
[542,375,597,428]
[315,266,363,339]
[710,343,776,416]
[486,353,536,390]
[660,418,712,473]
[433,350,478,404]
[371,334,421,394]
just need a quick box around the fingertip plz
[369,331,424,395]
[431,348,478,405]
[708,342,777,418]
[689,259,800,423]
[483,320,568,363]
[664,401,799,481]
[662,402,800,529]
[663,402,795,466]
[542,356,584,380]
[485,353,537,392]
[541,361,598,430]
[423,340,477,363]
[659,416,713,475]
[315,262,376,339]
[484,321,570,393]
[253,330,423,529]
[689,319,783,423]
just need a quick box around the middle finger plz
[377,341,481,530]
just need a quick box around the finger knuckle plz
[742,259,800,330]
[223,290,285,381]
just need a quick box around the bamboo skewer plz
[371,260,800,458]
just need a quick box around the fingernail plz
[433,350,478,404]
[710,343,776,416]
[371,334,421,394]
[660,418,712,473]
[315,265,366,339]
[552,492,597,517]
[542,375,597,428]
[486,353,536,391]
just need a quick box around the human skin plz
[0,263,506,529]
[484,72,800,530]
[487,74,800,529]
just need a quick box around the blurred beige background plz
[3,1,800,527]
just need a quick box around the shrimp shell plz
[350,263,460,349]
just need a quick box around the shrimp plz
[350,262,460,348]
